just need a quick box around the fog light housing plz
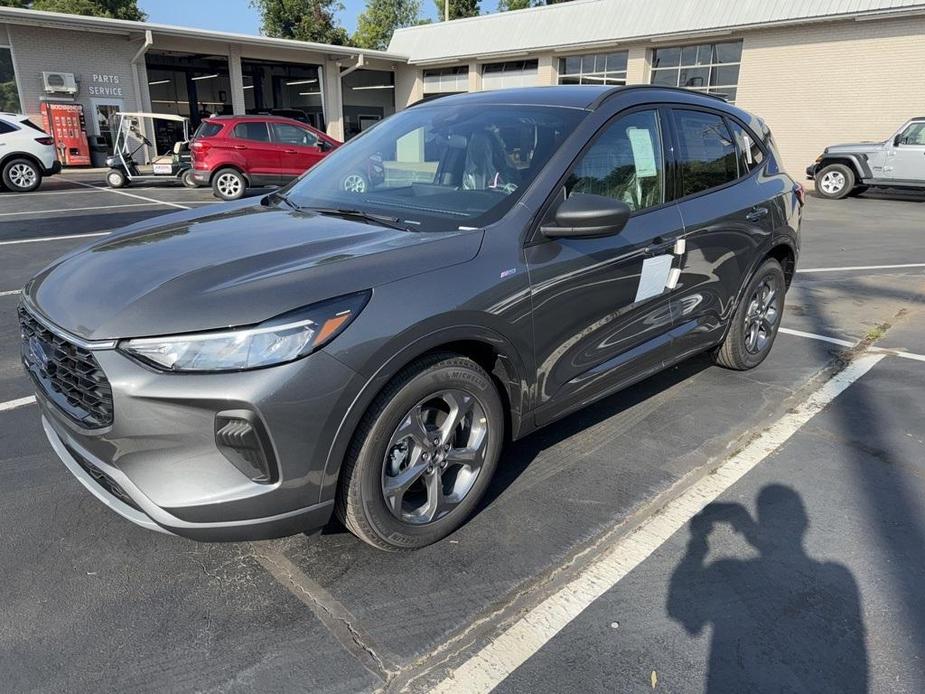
[214,411,276,483]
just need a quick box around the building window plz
[650,41,742,102]
[423,66,468,96]
[481,60,538,90]
[558,52,628,86]
[0,47,21,113]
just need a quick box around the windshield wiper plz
[307,207,413,231]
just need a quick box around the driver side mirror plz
[541,193,631,239]
[318,139,332,151]
[894,135,903,147]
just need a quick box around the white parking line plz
[68,179,190,210]
[0,202,156,217]
[0,396,36,412]
[778,327,855,348]
[797,262,925,273]
[0,231,111,246]
[428,353,885,694]
[0,289,20,297]
[0,187,105,197]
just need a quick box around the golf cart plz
[105,112,195,189]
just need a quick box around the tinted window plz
[673,110,738,196]
[0,119,16,134]
[194,122,223,139]
[233,122,270,142]
[567,109,664,213]
[727,119,765,174]
[899,122,925,146]
[271,123,318,147]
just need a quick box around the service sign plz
[87,74,124,97]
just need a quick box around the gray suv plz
[20,86,802,550]
[807,118,925,199]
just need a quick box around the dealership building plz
[1,1,924,177]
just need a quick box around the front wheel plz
[212,168,246,200]
[105,168,127,189]
[815,163,854,200]
[3,158,42,192]
[336,353,504,551]
[714,258,786,371]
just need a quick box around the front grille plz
[67,444,140,512]
[18,305,114,428]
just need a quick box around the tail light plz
[794,182,805,207]
[35,137,54,146]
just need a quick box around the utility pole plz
[445,0,449,21]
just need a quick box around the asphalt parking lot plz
[1,172,924,693]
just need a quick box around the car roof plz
[207,114,307,124]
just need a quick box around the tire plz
[181,169,197,188]
[815,163,854,200]
[212,168,246,200]
[106,169,127,189]
[714,258,786,371]
[2,158,42,192]
[342,171,368,193]
[336,353,504,551]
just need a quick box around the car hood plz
[825,141,885,154]
[25,201,484,340]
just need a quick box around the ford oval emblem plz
[27,335,49,372]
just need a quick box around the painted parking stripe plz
[0,202,156,218]
[68,179,190,210]
[0,187,107,197]
[0,289,21,297]
[778,327,925,363]
[0,396,36,412]
[427,353,885,694]
[0,231,111,246]
[797,262,925,273]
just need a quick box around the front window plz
[558,52,628,86]
[650,41,742,103]
[898,122,925,146]
[282,103,585,232]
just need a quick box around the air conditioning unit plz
[42,71,78,95]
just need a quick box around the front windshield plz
[282,102,586,231]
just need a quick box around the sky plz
[139,0,443,38]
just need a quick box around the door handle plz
[233,145,248,150]
[284,149,297,153]
[644,236,676,256]
[745,206,769,222]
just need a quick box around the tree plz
[354,0,420,50]
[251,0,350,46]
[432,0,478,21]
[497,0,530,9]
[0,0,147,20]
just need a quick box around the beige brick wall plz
[736,14,925,183]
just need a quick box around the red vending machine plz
[40,101,91,167]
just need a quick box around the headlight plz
[120,291,369,372]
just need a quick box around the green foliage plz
[0,0,147,20]
[251,0,351,45]
[432,0,478,20]
[0,81,21,112]
[354,0,420,50]
[497,0,531,9]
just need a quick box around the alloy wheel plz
[744,275,780,354]
[381,389,488,525]
[216,172,242,198]
[819,170,846,195]
[9,163,37,189]
[343,174,367,193]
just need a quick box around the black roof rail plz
[589,84,730,110]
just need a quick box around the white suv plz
[0,113,60,192]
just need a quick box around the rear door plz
[270,122,326,179]
[526,107,685,425]
[231,121,281,183]
[668,108,775,359]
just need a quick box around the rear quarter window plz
[193,122,223,139]
[0,119,16,134]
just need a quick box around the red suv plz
[190,115,340,200]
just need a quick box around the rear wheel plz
[3,158,42,192]
[105,168,127,189]
[714,258,785,371]
[336,353,504,551]
[212,168,246,200]
[815,163,854,200]
[181,169,197,188]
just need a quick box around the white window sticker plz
[627,127,657,178]
[635,254,673,303]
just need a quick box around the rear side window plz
[727,119,765,174]
[194,122,223,139]
[673,109,738,197]
[271,123,318,147]
[0,119,17,134]
[233,122,271,142]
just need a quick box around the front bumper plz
[805,164,818,180]
[33,342,361,541]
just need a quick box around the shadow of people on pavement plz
[667,484,868,693]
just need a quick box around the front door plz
[888,121,925,183]
[526,108,684,425]
[270,122,326,179]
[669,109,775,359]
